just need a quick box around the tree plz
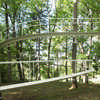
[71,0,78,89]
[5,2,12,82]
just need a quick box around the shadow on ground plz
[2,81,100,100]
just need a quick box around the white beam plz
[0,69,94,91]
[0,31,100,49]
[0,60,92,64]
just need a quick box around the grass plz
[1,81,100,100]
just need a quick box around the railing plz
[0,60,94,100]
[0,18,100,41]
[0,69,94,91]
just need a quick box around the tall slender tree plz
[71,0,78,89]
[5,2,12,82]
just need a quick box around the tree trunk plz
[5,3,12,82]
[47,0,57,78]
[65,37,68,81]
[85,16,93,83]
[12,14,23,80]
[71,0,78,88]
[82,4,92,83]
[0,49,6,83]
[16,42,23,80]
[56,50,59,77]
[35,64,38,80]
[72,43,78,88]
[19,15,25,80]
[47,18,57,78]
[79,42,84,82]
[38,20,41,80]
[48,37,52,78]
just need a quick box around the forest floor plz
[1,81,100,100]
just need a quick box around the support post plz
[85,68,89,84]
[85,61,89,84]
[33,62,34,80]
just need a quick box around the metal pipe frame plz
[0,69,94,91]
[0,31,100,49]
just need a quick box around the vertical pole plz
[47,16,51,78]
[38,19,41,80]
[56,50,58,77]
[0,68,1,83]
[65,37,68,81]
[29,55,31,81]
[20,62,25,80]
[85,61,89,84]
[20,62,22,79]
[83,61,85,83]
[33,62,34,80]
[75,61,77,73]
[54,58,55,77]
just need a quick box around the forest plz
[0,0,100,100]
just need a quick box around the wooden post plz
[33,63,34,80]
[85,61,89,84]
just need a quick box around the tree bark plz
[47,16,57,79]
[38,20,41,80]
[85,5,93,83]
[47,0,58,78]
[56,50,59,77]
[65,37,68,81]
[35,64,38,80]
[19,15,25,80]
[5,2,12,82]
[48,37,52,78]
[12,12,23,80]
[85,19,93,84]
[79,42,84,82]
[71,0,78,88]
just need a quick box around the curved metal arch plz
[0,31,100,49]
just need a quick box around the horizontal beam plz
[0,69,94,91]
[0,32,100,49]
[0,60,52,64]
[0,60,92,64]
[49,18,100,19]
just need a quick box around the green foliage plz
[92,42,100,71]
[93,42,100,56]
[0,0,100,83]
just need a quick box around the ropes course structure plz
[0,17,100,48]
[0,60,94,90]
[0,17,99,99]
[0,59,95,100]
[0,31,100,49]
[0,68,94,91]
